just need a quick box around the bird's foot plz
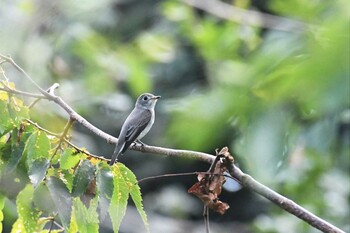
[136,139,148,150]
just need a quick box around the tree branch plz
[0,53,345,233]
[181,0,311,32]
[230,165,345,233]
[0,86,45,99]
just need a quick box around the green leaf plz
[16,184,41,233]
[60,148,81,170]
[96,163,114,221]
[108,164,129,233]
[119,164,149,232]
[0,194,4,233]
[0,101,13,136]
[24,131,51,167]
[10,219,25,233]
[60,169,74,192]
[72,197,99,233]
[8,96,29,125]
[28,158,50,188]
[0,94,29,136]
[107,163,149,232]
[0,124,34,174]
[72,160,95,197]
[33,183,56,215]
[47,176,72,230]
[68,210,78,233]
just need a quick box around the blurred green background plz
[0,0,349,232]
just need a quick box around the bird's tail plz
[109,142,124,165]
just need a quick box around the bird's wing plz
[123,109,152,153]
[109,108,152,165]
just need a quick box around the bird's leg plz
[136,139,148,147]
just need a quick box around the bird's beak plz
[152,95,161,100]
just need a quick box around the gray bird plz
[109,93,161,165]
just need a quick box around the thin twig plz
[181,0,311,32]
[51,118,74,159]
[26,119,109,161]
[0,86,45,98]
[137,171,235,184]
[26,119,61,137]
[229,165,345,233]
[48,217,55,233]
[28,83,60,109]
[0,54,47,94]
[204,206,210,233]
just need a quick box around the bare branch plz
[181,0,310,32]
[28,83,60,109]
[137,171,234,184]
[230,165,345,233]
[0,86,45,99]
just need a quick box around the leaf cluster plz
[0,83,148,233]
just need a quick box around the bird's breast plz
[137,109,155,139]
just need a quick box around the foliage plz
[0,83,148,232]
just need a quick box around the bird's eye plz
[143,96,148,101]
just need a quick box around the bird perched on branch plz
[109,93,161,165]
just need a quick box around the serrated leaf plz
[108,164,129,233]
[72,198,99,233]
[47,176,72,230]
[25,131,51,167]
[10,218,25,233]
[96,163,114,221]
[28,158,50,188]
[68,207,78,233]
[60,169,74,192]
[16,185,41,233]
[72,160,95,197]
[119,164,149,232]
[60,148,81,170]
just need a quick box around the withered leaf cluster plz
[188,147,234,215]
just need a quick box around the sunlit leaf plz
[0,194,4,233]
[72,160,95,197]
[47,176,72,230]
[60,148,81,170]
[68,209,78,233]
[10,218,25,233]
[119,164,149,232]
[72,197,99,233]
[16,185,41,232]
[24,131,51,167]
[107,163,148,232]
[60,169,74,192]
[108,164,129,233]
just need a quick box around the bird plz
[109,93,161,165]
